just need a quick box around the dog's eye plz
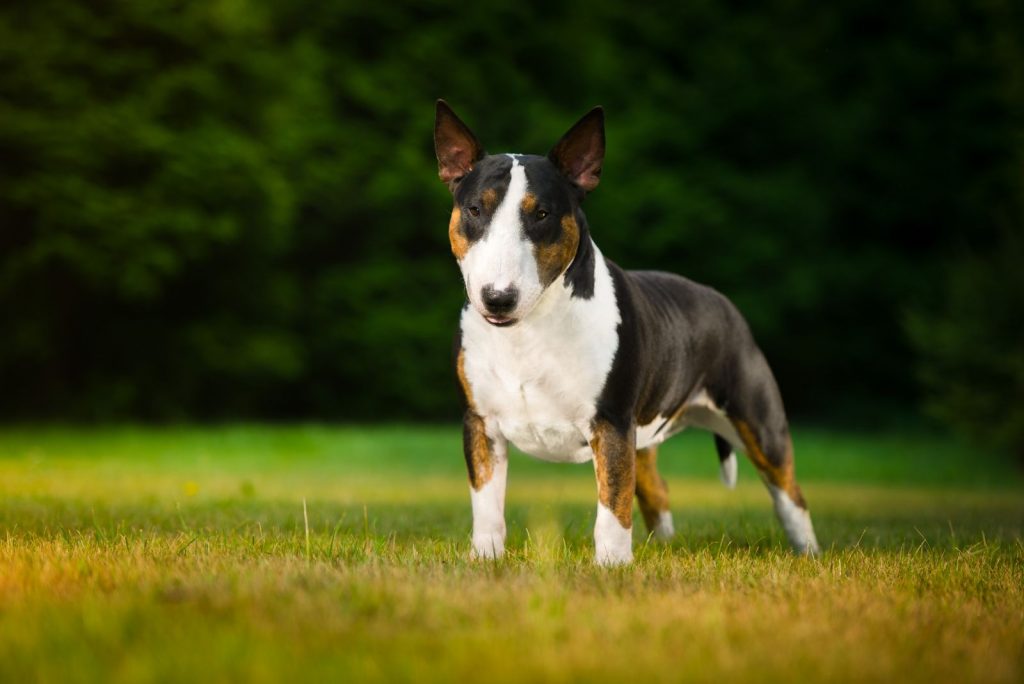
[468,206,480,217]
[536,209,549,220]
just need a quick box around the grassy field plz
[1,425,1022,683]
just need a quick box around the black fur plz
[596,262,793,468]
[714,434,733,463]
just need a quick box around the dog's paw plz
[651,510,675,542]
[795,536,822,557]
[594,546,634,567]
[471,533,505,560]
[594,503,633,566]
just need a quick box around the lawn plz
[1,425,1022,683]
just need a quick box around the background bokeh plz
[0,0,1020,456]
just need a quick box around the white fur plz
[674,389,745,449]
[652,510,675,541]
[767,483,821,555]
[460,242,620,464]
[594,502,633,566]
[635,388,741,490]
[719,451,738,489]
[635,388,744,452]
[633,418,667,449]
[470,430,508,559]
[458,155,545,322]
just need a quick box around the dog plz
[435,101,820,565]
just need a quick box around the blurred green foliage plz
[0,0,1021,432]
[908,227,1024,461]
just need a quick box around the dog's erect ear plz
[435,100,484,189]
[548,107,605,193]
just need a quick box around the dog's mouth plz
[483,314,517,327]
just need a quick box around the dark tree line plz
[0,0,1020,456]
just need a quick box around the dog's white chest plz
[460,247,620,463]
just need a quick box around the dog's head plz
[434,101,604,327]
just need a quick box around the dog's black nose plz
[481,285,518,314]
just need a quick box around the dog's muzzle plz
[481,284,518,326]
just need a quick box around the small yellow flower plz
[183,481,199,497]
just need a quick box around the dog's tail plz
[714,434,737,489]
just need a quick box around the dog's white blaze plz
[459,155,544,319]
[460,242,620,463]
[594,502,633,566]
[767,483,821,556]
[470,435,508,559]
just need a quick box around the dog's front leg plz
[463,411,508,559]
[589,419,636,566]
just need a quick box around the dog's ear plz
[548,107,605,193]
[435,100,484,190]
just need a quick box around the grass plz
[1,424,1022,683]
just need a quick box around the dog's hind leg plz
[635,446,674,541]
[732,419,820,556]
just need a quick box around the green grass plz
[1,425,1022,683]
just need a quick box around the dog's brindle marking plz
[437,100,820,565]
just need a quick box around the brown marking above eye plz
[482,188,499,212]
[533,213,581,286]
[449,206,469,260]
[520,193,537,213]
